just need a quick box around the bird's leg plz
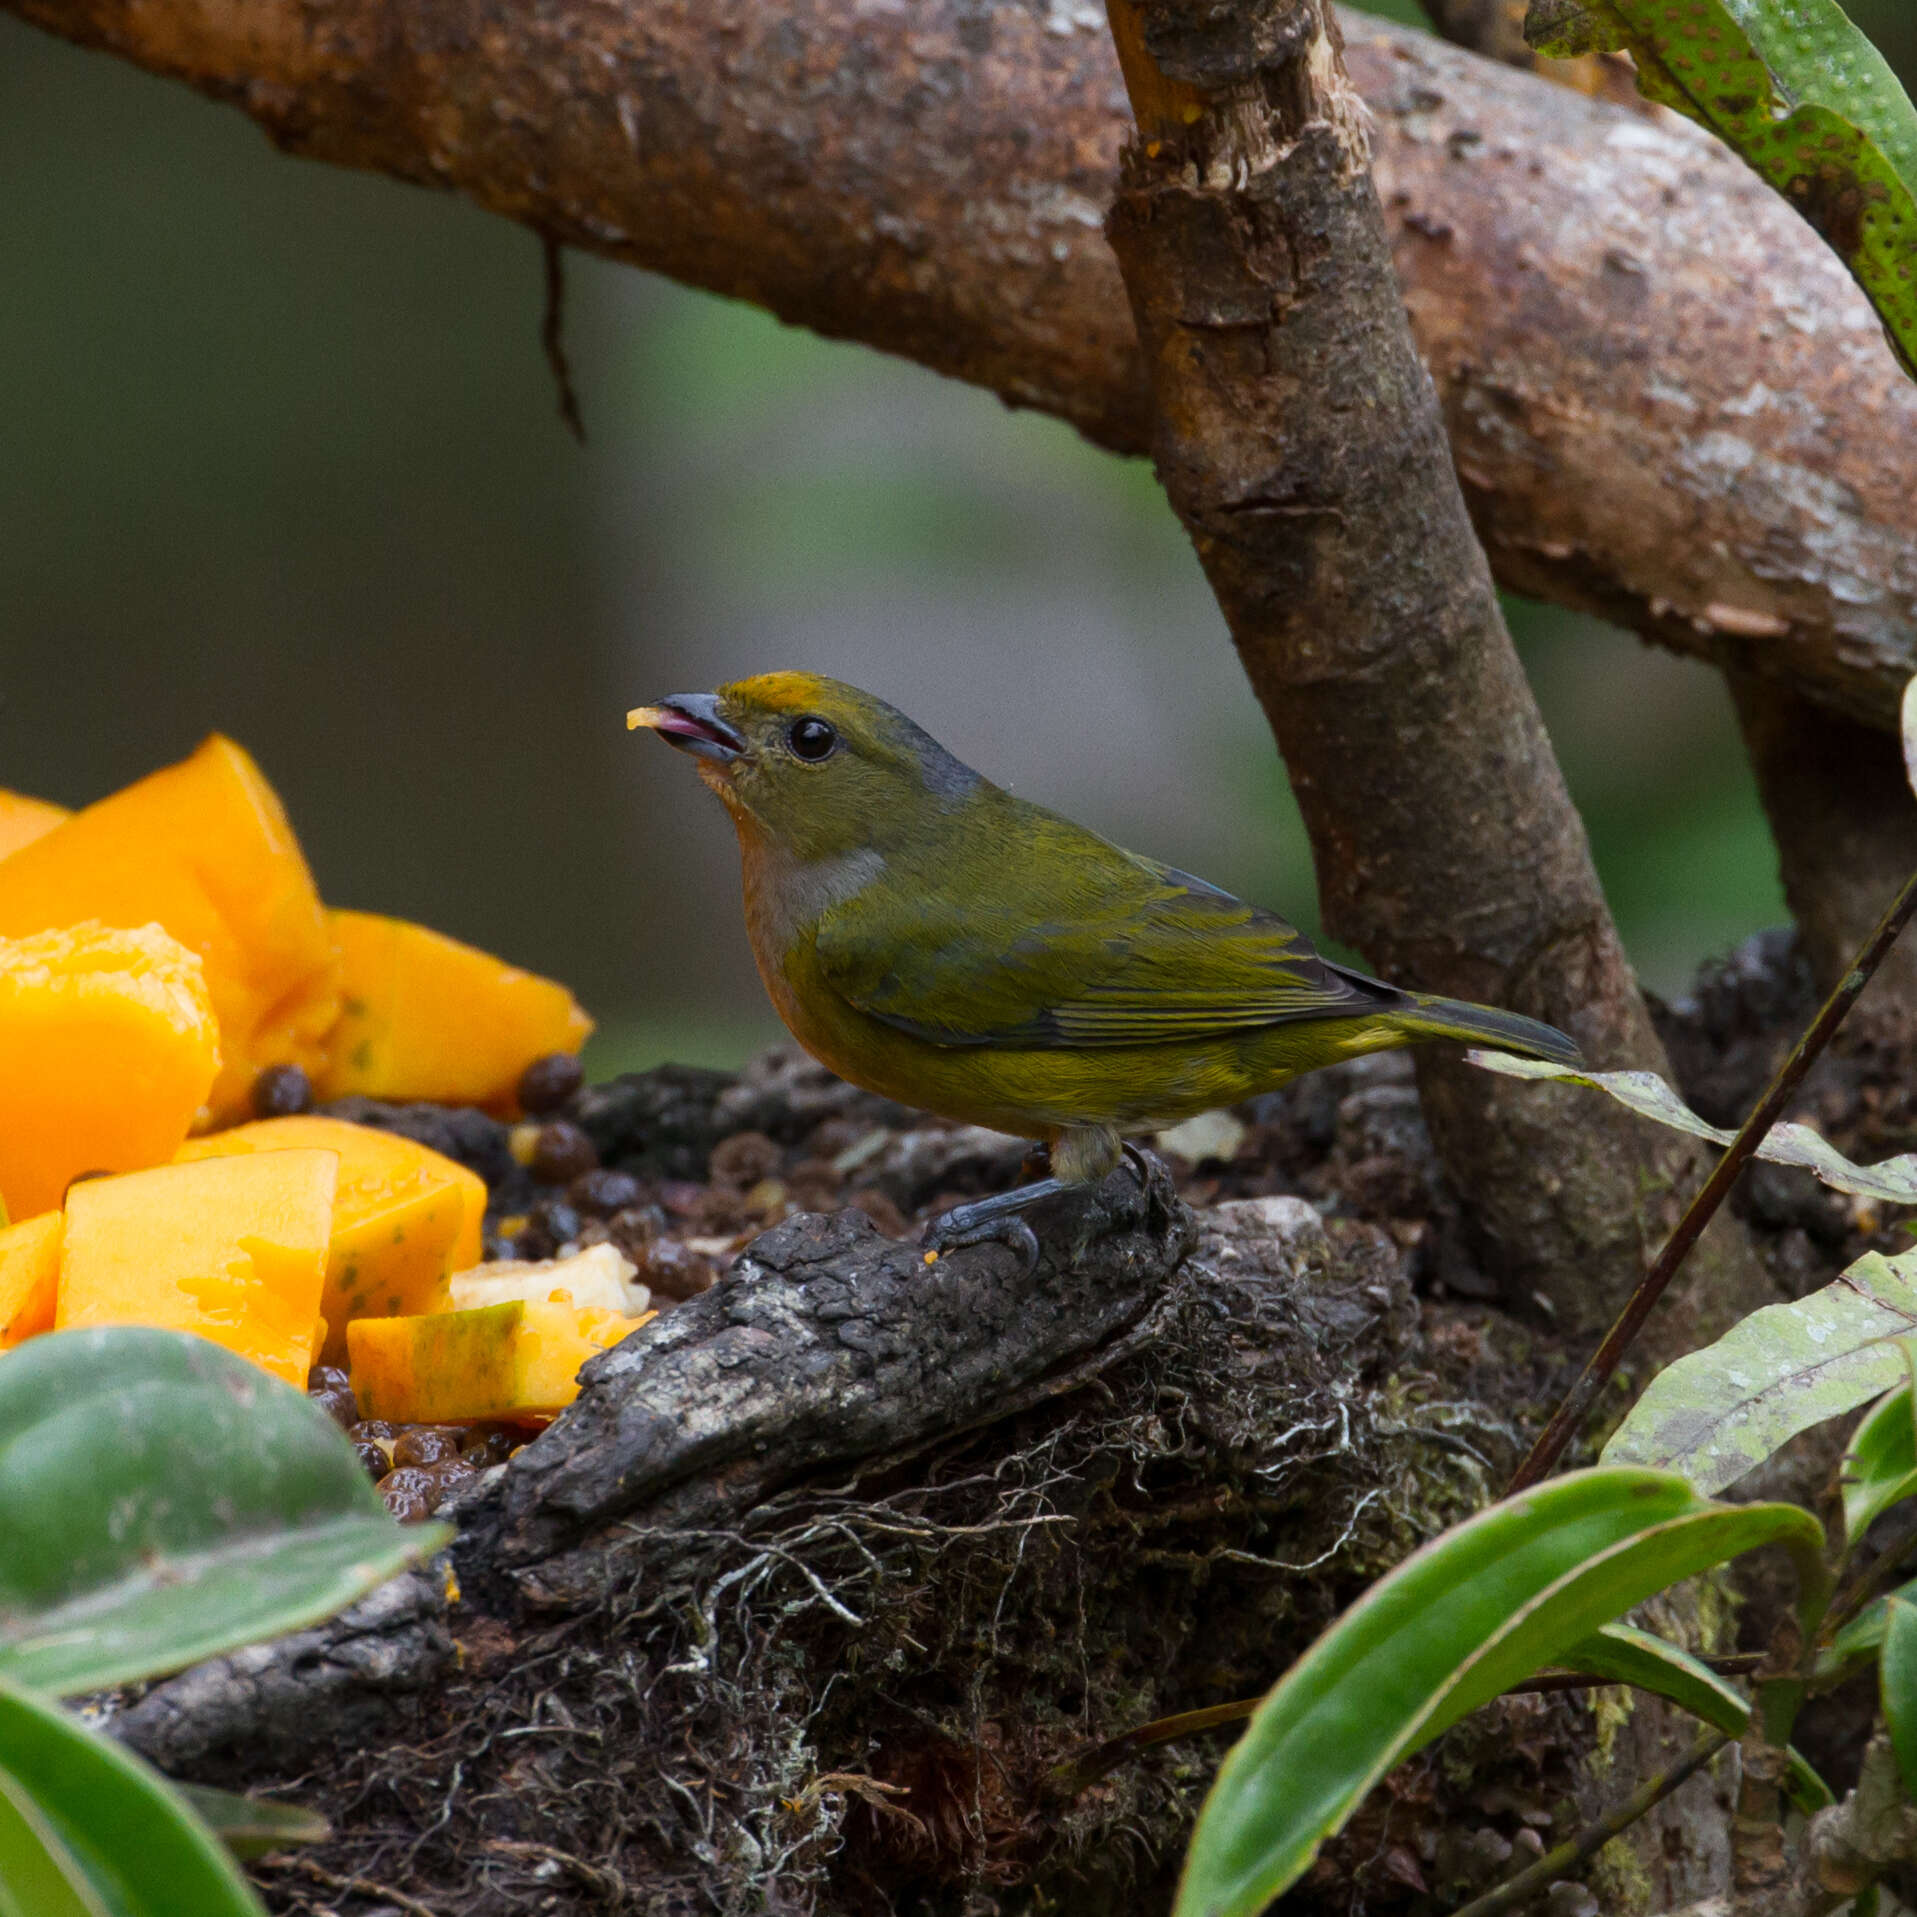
[922,1126,1126,1274]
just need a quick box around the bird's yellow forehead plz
[718,671,839,717]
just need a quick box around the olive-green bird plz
[629,672,1580,1260]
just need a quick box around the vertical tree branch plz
[1732,674,1917,1048]
[1100,0,1766,1341]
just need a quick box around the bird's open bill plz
[626,695,745,763]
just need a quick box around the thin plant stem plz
[1049,1699,1259,1796]
[1449,1728,1731,1917]
[1509,866,1917,1495]
[1048,1658,1768,1797]
[1827,1501,1917,1633]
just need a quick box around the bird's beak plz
[626,693,746,764]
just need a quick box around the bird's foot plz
[921,1176,1068,1276]
[921,1146,1164,1274]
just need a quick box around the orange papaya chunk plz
[58,1148,339,1386]
[0,923,223,1221]
[0,737,340,1120]
[0,792,69,863]
[177,1114,487,1360]
[315,910,592,1111]
[0,1212,62,1350]
[347,1298,649,1425]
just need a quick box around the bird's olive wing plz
[815,857,1395,1049]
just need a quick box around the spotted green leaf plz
[1469,1050,1917,1206]
[1524,0,1917,375]
[1603,1249,1917,1492]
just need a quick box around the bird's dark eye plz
[787,716,838,762]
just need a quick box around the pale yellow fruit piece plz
[177,1114,487,1362]
[58,1149,338,1387]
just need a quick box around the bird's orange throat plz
[697,759,740,806]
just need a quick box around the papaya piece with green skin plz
[315,910,592,1112]
[0,738,339,1121]
[0,1213,61,1350]
[348,1299,651,1425]
[0,922,222,1221]
[58,1150,338,1388]
[176,1116,488,1363]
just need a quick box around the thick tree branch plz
[8,0,1914,726]
[1098,0,1765,1346]
[1422,0,1917,1041]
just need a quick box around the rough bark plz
[1420,3,1917,1053]
[462,1166,1193,1605]
[8,0,1916,724]
[115,1192,1574,1916]
[1100,0,1762,1344]
[1731,673,1917,1048]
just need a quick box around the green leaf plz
[1173,1467,1824,1917]
[1560,1622,1750,1731]
[1522,0,1917,375]
[0,1763,109,1917]
[1842,1363,1917,1548]
[0,1672,264,1916]
[1556,1623,1832,1809]
[1816,1573,1917,1683]
[1470,1051,1917,1206]
[0,1327,447,1696]
[174,1783,329,1860]
[1881,1597,1917,1798]
[1601,1249,1917,1493]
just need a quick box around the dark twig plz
[1509,866,1917,1494]
[1048,1657,1768,1797]
[540,231,587,445]
[1048,1698,1261,1796]
[1449,1728,1731,1917]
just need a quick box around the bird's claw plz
[922,1202,1042,1277]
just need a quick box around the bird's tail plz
[1397,994,1583,1068]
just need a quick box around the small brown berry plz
[377,1466,442,1522]
[518,1052,584,1115]
[391,1426,465,1469]
[422,1458,481,1511]
[634,1236,718,1302]
[309,1385,358,1430]
[461,1429,518,1467]
[531,1120,599,1186]
[709,1130,782,1191]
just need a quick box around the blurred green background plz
[3,0,1911,1075]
